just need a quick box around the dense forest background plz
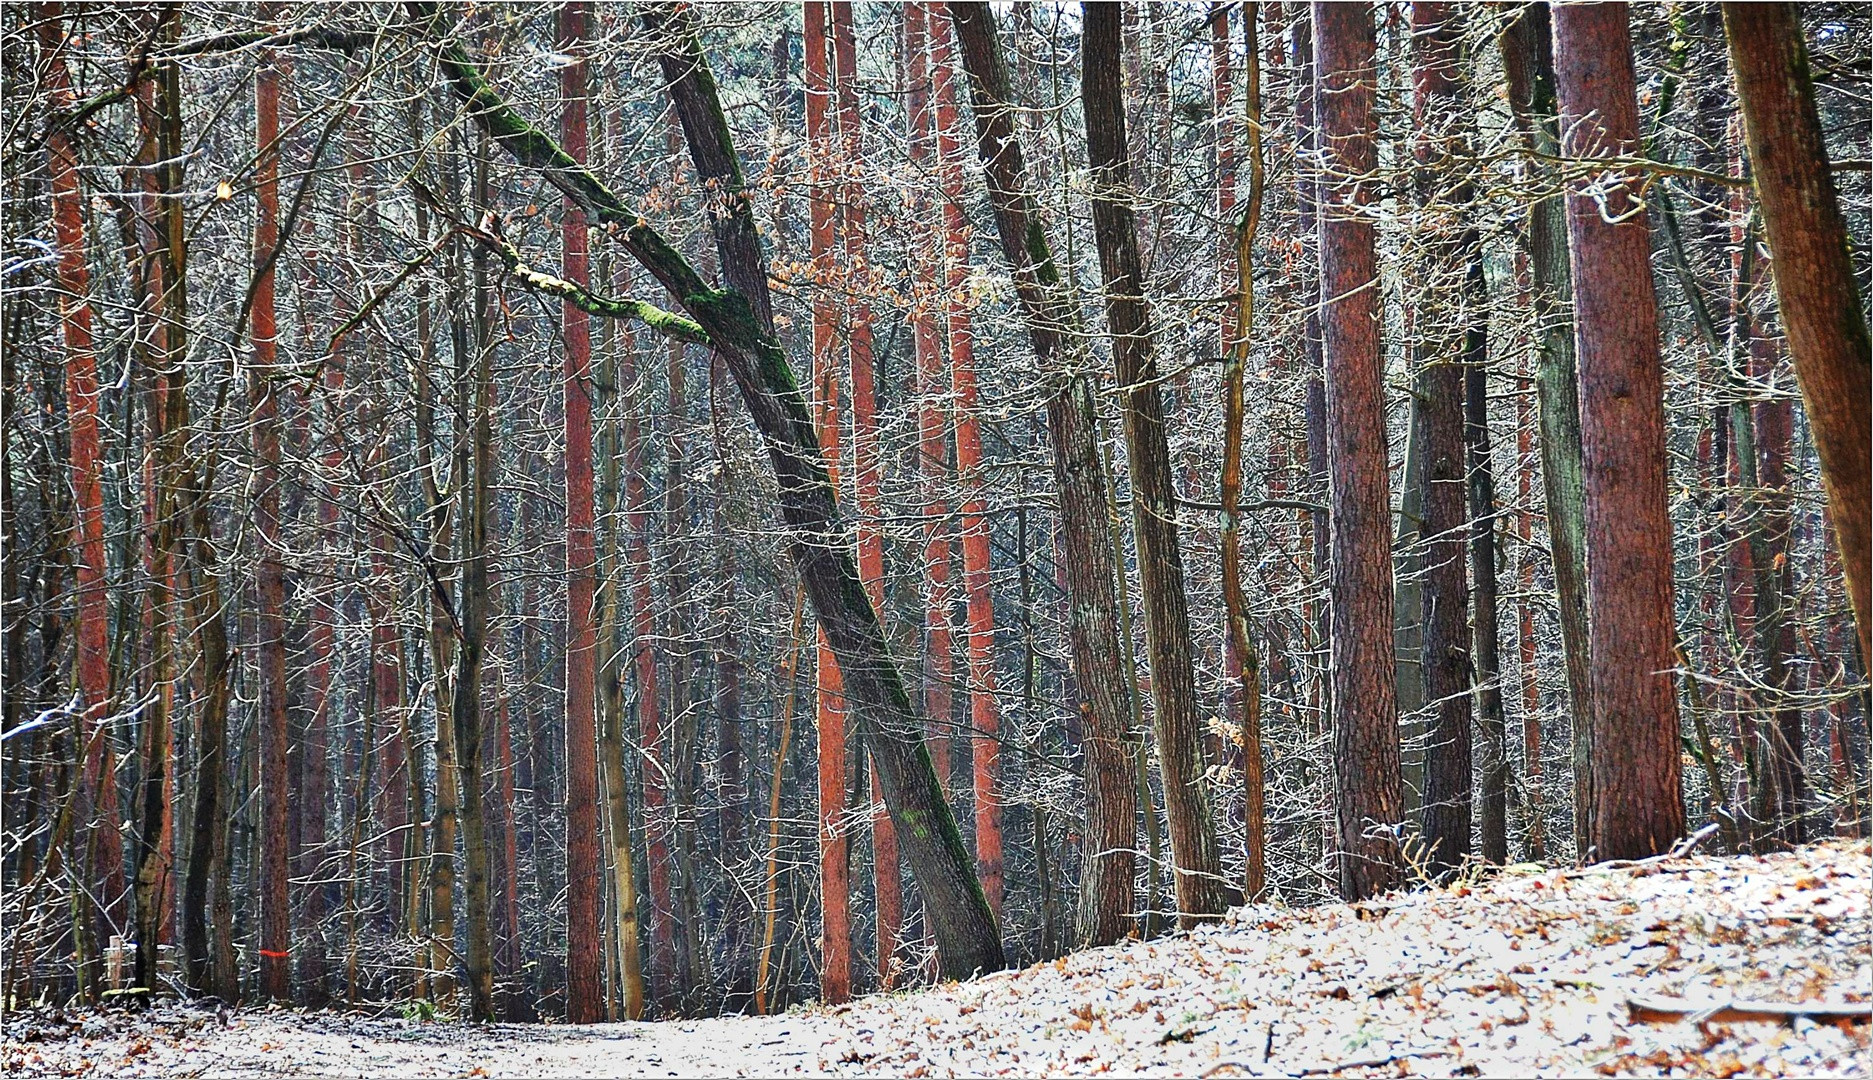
[2,0,1867,1024]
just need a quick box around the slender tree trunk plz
[1551,2,1685,861]
[1222,1,1269,903]
[1723,3,1872,660]
[945,0,1137,949]
[1499,4,1595,858]
[928,4,1003,927]
[909,3,955,801]
[1408,2,1475,881]
[827,1,903,981]
[251,40,294,1005]
[1313,0,1403,899]
[1465,265,1509,867]
[558,0,605,1024]
[803,0,852,1005]
[1081,1,1232,924]
[39,2,127,999]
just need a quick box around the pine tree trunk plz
[1314,0,1403,900]
[1551,1,1685,861]
[557,0,605,1023]
[1722,2,1872,660]
[928,5,1003,928]
[1409,2,1475,881]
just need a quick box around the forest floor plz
[7,838,1869,1078]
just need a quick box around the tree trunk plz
[928,4,1003,927]
[1499,3,1595,859]
[1312,0,1403,899]
[1551,1,1685,861]
[945,0,1138,949]
[558,0,605,1023]
[1408,1,1475,881]
[1081,1,1232,924]
[803,1,852,1005]
[1722,2,1872,660]
[1465,271,1510,867]
[1222,1,1269,903]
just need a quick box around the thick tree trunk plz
[558,0,605,1023]
[1314,1,1403,900]
[945,0,1137,949]
[1081,1,1232,924]
[1499,3,1595,858]
[1723,3,1872,660]
[1408,2,1475,881]
[1551,2,1685,861]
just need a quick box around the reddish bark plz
[558,0,604,1024]
[1552,1,1685,860]
[907,4,955,797]
[930,5,1003,925]
[250,42,293,1004]
[40,1,128,982]
[828,1,902,984]
[1723,3,1872,659]
[804,0,851,1005]
[1313,0,1403,900]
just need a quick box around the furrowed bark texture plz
[1552,1,1685,861]
[1723,3,1872,660]
[947,0,1138,949]
[1313,0,1403,900]
[1499,3,1594,859]
[1409,0,1474,881]
[1081,1,1231,924]
[557,0,605,1024]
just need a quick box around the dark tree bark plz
[407,0,1012,981]
[1313,0,1403,900]
[945,0,1139,949]
[1498,3,1594,858]
[1080,1,1232,924]
[1551,1,1685,861]
[1723,3,1872,660]
[1465,270,1509,867]
[1408,1,1474,881]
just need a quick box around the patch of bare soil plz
[7,839,1868,1078]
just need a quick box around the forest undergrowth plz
[6,838,1867,1079]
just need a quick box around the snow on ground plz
[7,839,1868,1078]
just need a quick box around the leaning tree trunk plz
[1080,1,1232,924]
[414,0,1004,986]
[945,0,1139,949]
[1314,0,1403,900]
[1722,2,1872,660]
[1552,1,1685,861]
